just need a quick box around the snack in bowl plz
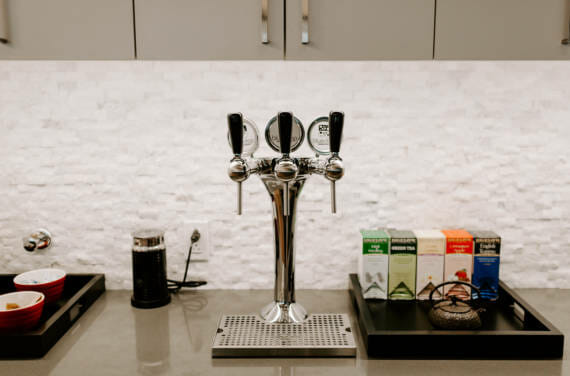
[14,269,66,304]
[0,291,45,331]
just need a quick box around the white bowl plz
[0,291,45,312]
[14,268,66,287]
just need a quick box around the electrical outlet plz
[169,220,210,263]
[187,220,210,262]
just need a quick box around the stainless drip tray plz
[212,314,357,357]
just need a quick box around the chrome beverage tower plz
[227,111,344,323]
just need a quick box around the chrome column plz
[260,174,307,323]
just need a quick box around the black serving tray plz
[0,274,105,358]
[349,274,564,359]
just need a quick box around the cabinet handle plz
[261,0,269,44]
[301,0,309,44]
[0,0,8,44]
[563,17,569,45]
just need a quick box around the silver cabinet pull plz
[301,0,309,44]
[563,17,569,45]
[261,0,269,44]
[0,0,8,44]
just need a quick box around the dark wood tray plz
[0,274,105,358]
[349,274,564,358]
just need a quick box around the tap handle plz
[228,113,244,156]
[328,111,344,154]
[277,112,294,155]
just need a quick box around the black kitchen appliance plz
[131,229,170,309]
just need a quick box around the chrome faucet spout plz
[23,229,52,252]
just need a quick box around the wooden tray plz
[349,274,564,358]
[0,274,105,358]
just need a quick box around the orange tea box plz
[441,230,474,299]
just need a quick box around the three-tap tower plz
[227,111,344,323]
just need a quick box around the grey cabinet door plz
[0,0,135,60]
[285,0,435,60]
[135,0,284,60]
[435,0,570,60]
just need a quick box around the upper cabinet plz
[0,0,568,60]
[0,0,134,60]
[285,0,435,60]
[135,0,284,60]
[435,0,570,60]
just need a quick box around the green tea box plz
[413,230,446,300]
[441,229,474,299]
[359,230,390,299]
[387,230,417,300]
[469,230,501,301]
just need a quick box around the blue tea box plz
[469,230,501,300]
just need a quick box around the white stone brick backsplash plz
[0,61,569,290]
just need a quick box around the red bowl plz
[43,288,64,304]
[0,315,43,330]
[1,308,42,320]
[17,281,64,292]
[14,269,66,289]
[0,302,43,319]
[0,291,45,331]
[0,311,43,327]
[16,284,64,304]
[14,269,66,304]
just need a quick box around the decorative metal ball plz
[325,157,344,181]
[274,159,298,182]
[228,158,249,182]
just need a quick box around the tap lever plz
[328,111,344,155]
[228,113,244,156]
[275,112,298,216]
[325,111,345,214]
[277,112,294,155]
[227,113,249,215]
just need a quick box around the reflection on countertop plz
[135,305,170,375]
[0,288,567,376]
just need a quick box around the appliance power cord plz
[168,229,207,292]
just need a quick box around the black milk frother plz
[131,229,171,309]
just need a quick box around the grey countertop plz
[0,288,568,376]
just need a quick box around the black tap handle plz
[277,112,293,155]
[228,113,244,155]
[329,111,344,154]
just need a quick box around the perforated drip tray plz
[212,314,357,357]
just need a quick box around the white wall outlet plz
[168,220,210,263]
[187,220,210,262]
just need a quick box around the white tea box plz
[414,230,446,300]
[359,230,390,299]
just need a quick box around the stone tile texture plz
[0,61,568,289]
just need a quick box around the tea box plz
[441,229,474,299]
[359,230,390,299]
[469,230,501,300]
[387,230,417,300]
[414,230,445,300]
